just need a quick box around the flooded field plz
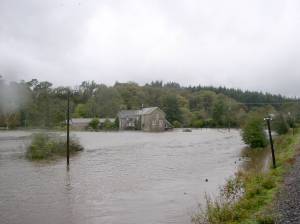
[0,129,246,224]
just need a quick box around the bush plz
[26,133,83,160]
[114,117,119,128]
[242,115,268,148]
[203,119,217,128]
[191,119,204,128]
[273,114,289,135]
[173,120,182,128]
[103,119,116,130]
[89,118,99,130]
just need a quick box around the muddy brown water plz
[0,129,248,224]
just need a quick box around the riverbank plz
[192,128,300,224]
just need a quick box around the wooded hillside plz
[0,77,299,129]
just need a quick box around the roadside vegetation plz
[242,113,268,148]
[26,133,83,160]
[193,116,300,223]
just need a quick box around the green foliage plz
[161,94,182,123]
[93,85,123,117]
[189,91,216,113]
[103,119,116,130]
[0,77,298,129]
[190,85,289,110]
[286,115,296,129]
[73,103,88,117]
[180,107,193,127]
[173,120,182,128]
[203,119,217,128]
[26,133,83,160]
[114,117,119,128]
[242,115,268,148]
[191,119,204,128]
[89,118,99,130]
[193,128,300,224]
[212,98,227,126]
[273,114,289,135]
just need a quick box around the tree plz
[74,104,88,117]
[189,90,216,113]
[273,113,289,135]
[212,98,226,126]
[1,77,298,130]
[93,85,123,117]
[180,107,193,127]
[161,94,182,123]
[114,82,145,109]
[242,115,268,148]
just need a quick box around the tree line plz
[0,77,299,129]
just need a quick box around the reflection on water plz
[0,129,245,224]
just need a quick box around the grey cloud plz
[0,0,300,96]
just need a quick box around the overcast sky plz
[1,0,300,96]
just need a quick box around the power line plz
[236,101,300,105]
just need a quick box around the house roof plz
[118,110,140,118]
[140,107,160,115]
[118,107,164,118]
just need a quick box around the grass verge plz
[26,132,83,160]
[192,128,300,224]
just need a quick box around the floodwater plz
[0,129,246,224]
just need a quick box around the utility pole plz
[288,112,295,136]
[67,90,70,167]
[264,117,276,168]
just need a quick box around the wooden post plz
[265,117,276,168]
[67,90,70,167]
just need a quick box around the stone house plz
[118,107,171,132]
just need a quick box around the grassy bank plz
[26,133,83,160]
[192,128,300,224]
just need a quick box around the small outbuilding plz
[70,118,115,130]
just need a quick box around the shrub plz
[103,119,116,130]
[191,119,204,128]
[203,119,217,128]
[88,118,99,130]
[173,120,182,128]
[242,115,268,148]
[114,117,119,128]
[273,114,289,135]
[26,133,83,160]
